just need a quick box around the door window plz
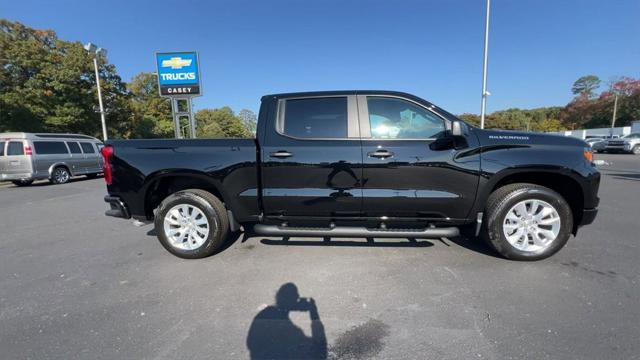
[33,141,69,154]
[7,141,24,156]
[80,142,96,153]
[367,97,445,139]
[281,97,348,139]
[0,141,5,156]
[67,142,82,154]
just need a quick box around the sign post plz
[155,51,202,138]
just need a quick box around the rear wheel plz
[12,179,33,187]
[154,189,229,259]
[50,167,70,184]
[481,183,573,261]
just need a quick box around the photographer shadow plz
[247,283,327,359]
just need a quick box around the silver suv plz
[602,133,640,155]
[0,133,103,186]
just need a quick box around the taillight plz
[24,146,33,155]
[100,145,114,185]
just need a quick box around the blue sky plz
[2,0,639,114]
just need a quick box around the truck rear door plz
[260,95,363,218]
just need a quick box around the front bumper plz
[604,144,632,152]
[580,208,598,226]
[104,195,131,219]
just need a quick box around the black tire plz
[632,145,640,155]
[480,183,573,261]
[12,179,33,186]
[86,173,98,179]
[154,189,229,259]
[50,166,70,184]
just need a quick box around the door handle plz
[269,150,293,158]
[367,150,394,159]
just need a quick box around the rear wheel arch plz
[143,172,228,219]
[48,163,72,177]
[49,164,72,184]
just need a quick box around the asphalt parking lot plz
[1,153,639,360]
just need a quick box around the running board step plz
[253,224,459,238]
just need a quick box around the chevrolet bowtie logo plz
[161,57,192,69]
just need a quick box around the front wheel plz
[481,183,573,261]
[632,145,640,155]
[154,189,229,259]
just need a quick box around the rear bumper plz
[104,195,131,219]
[0,173,35,181]
[580,208,598,226]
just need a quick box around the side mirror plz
[451,121,466,137]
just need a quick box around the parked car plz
[101,91,600,261]
[601,133,640,154]
[0,133,103,186]
[585,137,605,148]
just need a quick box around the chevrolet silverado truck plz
[101,91,600,261]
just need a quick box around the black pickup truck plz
[102,91,600,260]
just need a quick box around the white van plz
[0,133,103,186]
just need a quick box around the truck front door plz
[358,95,480,220]
[261,95,363,218]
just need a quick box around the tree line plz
[460,75,640,131]
[1,19,638,138]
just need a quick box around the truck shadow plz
[258,234,500,258]
[146,228,500,258]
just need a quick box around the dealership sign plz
[155,52,201,96]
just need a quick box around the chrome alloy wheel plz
[54,168,69,183]
[163,204,210,250]
[502,199,561,253]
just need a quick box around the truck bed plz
[106,138,259,221]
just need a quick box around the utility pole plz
[611,93,619,135]
[84,43,108,140]
[480,0,491,129]
[92,57,107,141]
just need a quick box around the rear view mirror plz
[451,121,466,137]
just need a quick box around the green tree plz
[126,72,173,138]
[458,113,480,127]
[0,19,129,138]
[196,107,251,138]
[533,118,565,132]
[571,75,601,99]
[238,108,258,136]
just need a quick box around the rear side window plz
[7,141,24,156]
[282,97,348,139]
[0,141,5,156]
[67,142,82,154]
[33,141,69,155]
[80,142,96,153]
